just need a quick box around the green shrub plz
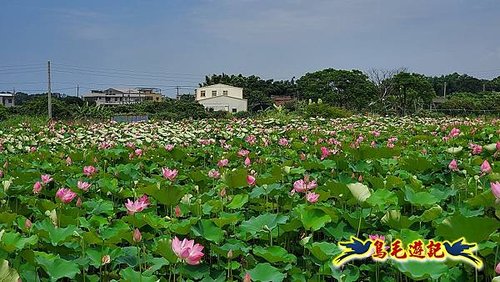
[233,111,254,118]
[0,105,7,121]
[303,103,352,118]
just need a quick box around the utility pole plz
[176,86,180,99]
[76,84,80,98]
[443,82,447,98]
[483,83,486,92]
[47,61,52,119]
[12,87,15,106]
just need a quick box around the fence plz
[429,108,500,115]
[112,115,149,123]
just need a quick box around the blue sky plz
[1,0,500,97]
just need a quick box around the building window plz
[232,108,237,113]
[201,90,206,97]
[223,90,228,96]
[7,99,12,103]
[212,90,217,97]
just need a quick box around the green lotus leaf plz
[34,251,80,281]
[247,263,285,282]
[253,245,296,263]
[0,259,19,282]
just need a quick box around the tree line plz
[2,68,499,121]
[200,69,499,115]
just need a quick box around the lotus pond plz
[0,116,499,281]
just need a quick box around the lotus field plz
[0,116,499,281]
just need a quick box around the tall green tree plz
[391,72,436,115]
[296,68,377,111]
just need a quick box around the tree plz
[390,72,436,115]
[296,68,377,111]
[366,67,407,113]
[429,73,484,95]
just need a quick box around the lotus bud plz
[101,255,111,265]
[244,272,251,282]
[76,197,82,207]
[227,250,233,259]
[220,188,227,197]
[25,219,32,229]
[174,205,182,217]
[133,228,142,243]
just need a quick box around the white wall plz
[1,96,14,107]
[196,85,243,101]
[197,96,247,112]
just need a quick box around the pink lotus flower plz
[448,159,459,171]
[125,196,150,215]
[83,166,97,177]
[247,175,256,186]
[208,169,220,179]
[278,138,289,146]
[55,188,77,204]
[238,149,250,157]
[165,144,175,151]
[481,160,492,174]
[65,157,72,166]
[244,157,251,166]
[133,228,142,243]
[469,143,482,155]
[244,273,251,282]
[0,170,3,178]
[171,237,205,265]
[41,174,53,184]
[126,142,136,149]
[449,128,460,138]
[218,159,229,167]
[306,192,319,203]
[491,182,500,199]
[245,135,256,145]
[162,167,178,181]
[496,262,500,274]
[77,181,91,192]
[30,146,36,153]
[292,177,318,194]
[369,234,386,241]
[134,149,143,157]
[372,130,380,137]
[496,141,500,151]
[320,146,331,160]
[371,141,377,148]
[33,181,42,194]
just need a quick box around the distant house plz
[271,95,295,106]
[82,87,162,106]
[0,92,14,107]
[195,84,247,113]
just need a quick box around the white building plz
[0,93,14,107]
[82,87,163,106]
[195,84,247,113]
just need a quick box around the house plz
[82,87,163,106]
[195,84,247,112]
[271,95,295,106]
[0,92,14,107]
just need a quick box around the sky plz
[1,0,500,97]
